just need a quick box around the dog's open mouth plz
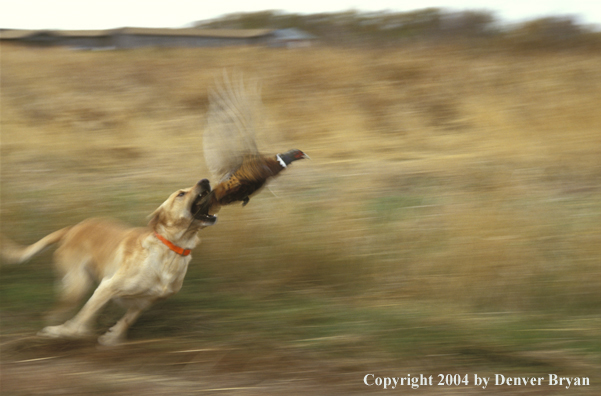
[191,188,217,225]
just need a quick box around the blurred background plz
[1,6,600,395]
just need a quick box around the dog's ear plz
[147,207,164,231]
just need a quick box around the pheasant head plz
[276,149,309,168]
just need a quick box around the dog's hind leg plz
[39,278,114,339]
[44,247,94,325]
[46,267,94,325]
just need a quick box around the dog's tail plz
[0,227,71,265]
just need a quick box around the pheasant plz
[195,74,308,216]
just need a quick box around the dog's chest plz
[152,256,191,297]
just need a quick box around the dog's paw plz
[98,328,126,346]
[38,322,91,339]
[37,325,63,338]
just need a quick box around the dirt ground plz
[2,335,348,395]
[1,334,598,395]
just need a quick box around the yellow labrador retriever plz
[1,179,216,346]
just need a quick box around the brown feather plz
[196,154,286,213]
[198,73,306,215]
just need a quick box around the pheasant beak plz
[302,153,311,160]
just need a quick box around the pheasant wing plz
[203,73,262,181]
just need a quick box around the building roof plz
[53,30,112,37]
[116,27,274,38]
[0,28,275,40]
[0,29,40,39]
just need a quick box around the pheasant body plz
[198,74,307,216]
[195,150,306,215]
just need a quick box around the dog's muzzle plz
[192,179,217,225]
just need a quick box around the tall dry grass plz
[1,44,600,314]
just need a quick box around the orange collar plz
[154,232,191,256]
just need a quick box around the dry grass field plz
[1,44,600,394]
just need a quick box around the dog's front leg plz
[98,302,150,346]
[38,280,114,339]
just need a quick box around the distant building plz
[0,28,317,49]
[0,29,114,49]
[270,28,318,48]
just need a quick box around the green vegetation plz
[1,43,600,392]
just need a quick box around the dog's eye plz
[177,191,186,198]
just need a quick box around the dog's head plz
[148,179,217,235]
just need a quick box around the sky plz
[1,0,600,30]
